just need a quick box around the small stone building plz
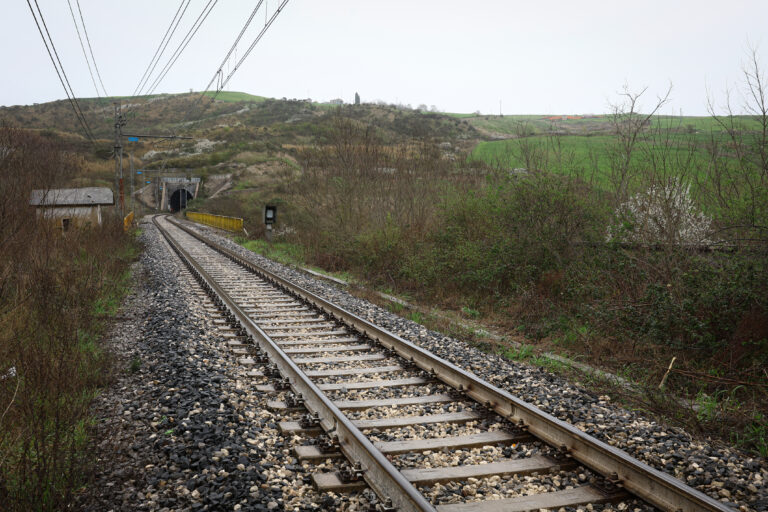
[29,187,114,230]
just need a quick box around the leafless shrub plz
[606,83,672,203]
[703,45,768,244]
[293,113,480,275]
[0,126,132,510]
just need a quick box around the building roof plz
[29,187,114,207]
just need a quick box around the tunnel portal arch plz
[160,177,200,211]
[169,189,193,212]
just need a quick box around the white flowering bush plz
[606,180,713,245]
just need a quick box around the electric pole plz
[113,102,126,216]
[129,152,135,214]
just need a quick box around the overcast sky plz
[2,1,766,116]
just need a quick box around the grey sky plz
[2,1,766,115]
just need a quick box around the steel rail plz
[154,216,436,512]
[167,216,732,512]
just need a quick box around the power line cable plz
[215,0,289,94]
[71,0,111,122]
[187,0,288,118]
[121,1,225,199]
[124,0,211,121]
[123,0,216,180]
[145,0,221,149]
[127,0,220,174]
[25,0,95,145]
[177,0,265,127]
[174,0,289,139]
[75,0,108,97]
[200,0,264,97]
[143,0,219,98]
[66,0,100,99]
[32,0,95,142]
[131,0,190,99]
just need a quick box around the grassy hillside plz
[0,93,479,148]
[0,94,233,139]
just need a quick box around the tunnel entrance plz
[170,189,193,212]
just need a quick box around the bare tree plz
[507,121,546,171]
[704,45,768,242]
[606,83,672,203]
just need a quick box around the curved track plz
[154,214,730,512]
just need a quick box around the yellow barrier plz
[123,211,134,231]
[186,211,244,232]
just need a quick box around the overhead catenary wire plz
[75,0,108,97]
[65,0,101,99]
[130,0,219,139]
[30,0,95,142]
[140,0,234,194]
[214,0,290,95]
[143,0,219,98]
[124,0,220,188]
[31,0,94,137]
[123,0,216,121]
[25,0,96,145]
[200,0,265,98]
[186,0,289,118]
[164,0,290,154]
[131,0,191,99]
[71,0,111,122]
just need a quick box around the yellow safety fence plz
[186,211,244,232]
[123,211,134,232]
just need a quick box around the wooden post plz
[658,356,677,389]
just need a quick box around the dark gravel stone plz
[75,219,365,511]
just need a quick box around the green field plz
[472,132,737,189]
[468,113,764,189]
[472,134,613,172]
[448,112,761,137]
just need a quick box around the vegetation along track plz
[153,214,730,512]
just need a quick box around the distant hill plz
[4,92,752,190]
[0,92,257,139]
[0,92,479,145]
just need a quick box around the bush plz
[291,114,470,277]
[592,249,768,358]
[406,171,606,296]
[0,127,137,511]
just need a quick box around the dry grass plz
[0,127,137,510]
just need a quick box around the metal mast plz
[113,102,126,216]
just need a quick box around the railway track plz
[153,214,731,512]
